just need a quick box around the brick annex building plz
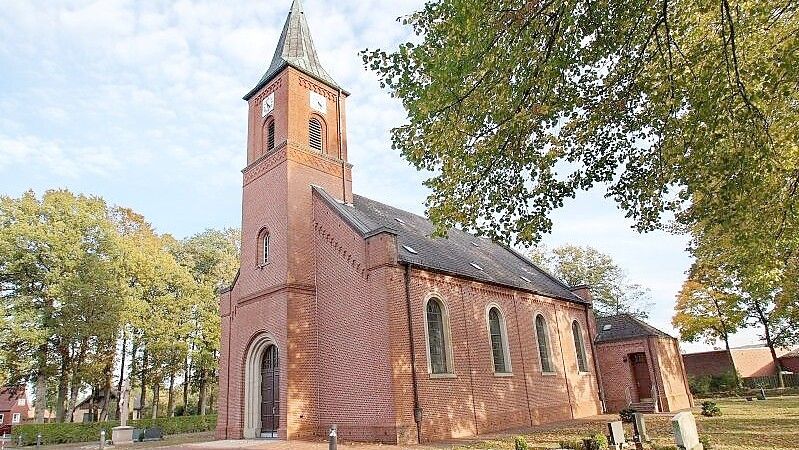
[216,0,602,444]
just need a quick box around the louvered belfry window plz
[266,119,275,152]
[309,118,323,152]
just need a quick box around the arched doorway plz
[243,334,280,439]
[260,345,279,437]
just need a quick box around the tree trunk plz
[713,297,740,388]
[140,349,148,418]
[167,369,176,417]
[34,369,47,423]
[116,331,127,418]
[55,351,70,422]
[198,369,208,416]
[151,383,160,419]
[99,359,113,421]
[753,300,785,388]
[182,355,190,416]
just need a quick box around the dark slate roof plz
[244,0,343,100]
[595,314,674,344]
[313,186,586,304]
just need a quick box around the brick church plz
[216,0,603,444]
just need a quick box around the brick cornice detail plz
[313,221,367,279]
[298,76,339,100]
[242,143,352,186]
[250,78,282,104]
[235,282,316,308]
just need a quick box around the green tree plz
[174,229,239,415]
[529,244,652,318]
[0,190,126,422]
[363,1,799,273]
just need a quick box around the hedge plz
[12,414,217,446]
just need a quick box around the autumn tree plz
[528,244,652,318]
[363,1,799,277]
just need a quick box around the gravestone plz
[143,427,163,441]
[671,411,703,450]
[608,420,626,449]
[633,412,649,443]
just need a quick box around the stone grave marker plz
[671,411,703,450]
[607,420,626,449]
[633,412,649,442]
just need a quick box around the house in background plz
[0,386,30,433]
[594,314,693,413]
[72,390,118,423]
[682,345,792,380]
[779,349,799,373]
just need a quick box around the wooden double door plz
[260,345,279,435]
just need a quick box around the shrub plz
[701,400,722,417]
[619,408,637,423]
[689,375,712,395]
[12,414,217,445]
[558,439,583,449]
[590,433,608,449]
[700,435,713,449]
[514,435,529,450]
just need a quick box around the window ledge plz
[257,262,270,269]
[429,373,457,379]
[541,371,558,376]
[493,372,514,378]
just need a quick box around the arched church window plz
[535,314,554,373]
[487,305,511,374]
[309,118,324,153]
[257,229,270,266]
[572,320,589,372]
[264,118,275,153]
[425,297,453,375]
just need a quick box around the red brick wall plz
[730,348,780,378]
[311,193,398,442]
[403,270,600,443]
[683,350,735,378]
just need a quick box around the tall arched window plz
[263,118,275,153]
[535,314,554,373]
[487,306,511,374]
[309,118,323,153]
[425,298,450,374]
[257,229,270,266]
[572,320,589,372]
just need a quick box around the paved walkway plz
[158,440,441,450]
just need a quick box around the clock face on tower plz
[310,91,327,114]
[261,93,275,117]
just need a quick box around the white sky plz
[0,0,763,352]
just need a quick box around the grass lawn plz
[452,396,799,450]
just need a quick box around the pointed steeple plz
[244,0,342,100]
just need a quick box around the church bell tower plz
[217,0,351,440]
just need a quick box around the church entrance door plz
[260,345,279,437]
[630,352,652,401]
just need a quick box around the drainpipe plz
[403,263,422,443]
[584,306,606,413]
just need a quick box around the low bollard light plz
[100,429,106,450]
[2,432,6,450]
[36,433,41,449]
[328,424,337,450]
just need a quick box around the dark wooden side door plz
[260,345,279,434]
[630,352,652,401]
